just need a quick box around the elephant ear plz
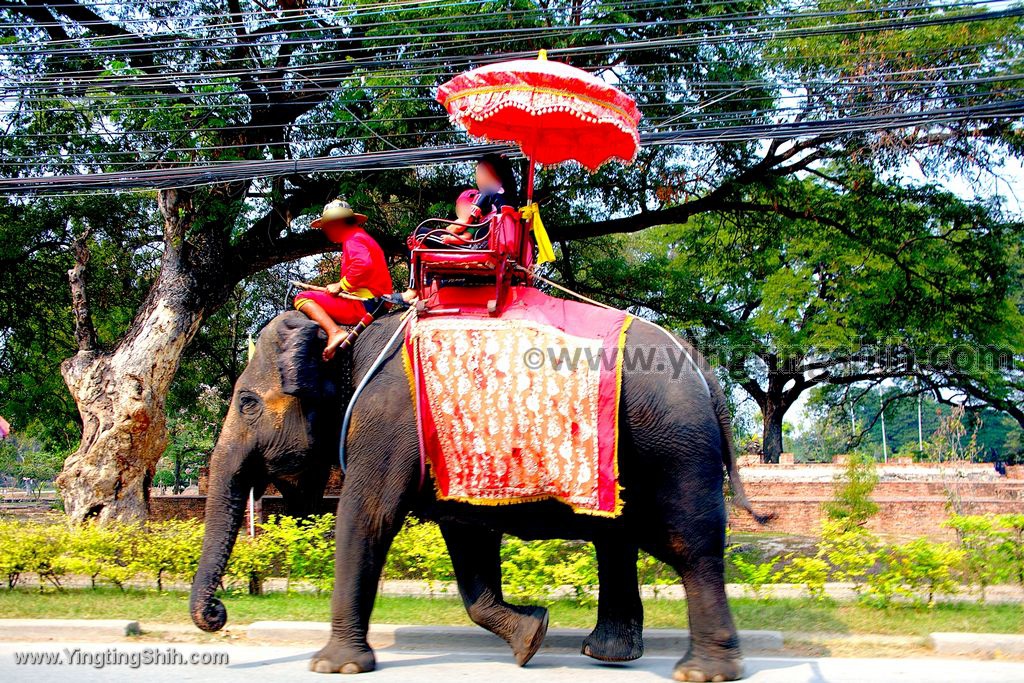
[275,312,326,397]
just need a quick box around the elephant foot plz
[309,640,376,674]
[672,652,744,682]
[582,621,644,662]
[511,606,549,667]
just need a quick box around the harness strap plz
[338,308,417,475]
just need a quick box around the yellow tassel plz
[247,334,256,362]
[521,204,556,264]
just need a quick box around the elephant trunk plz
[190,439,251,632]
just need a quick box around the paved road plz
[3,642,1024,682]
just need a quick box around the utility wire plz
[1,98,1018,195]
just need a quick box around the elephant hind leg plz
[440,521,549,667]
[642,526,744,682]
[582,535,644,662]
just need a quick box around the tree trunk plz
[57,189,209,524]
[58,279,203,523]
[761,401,785,464]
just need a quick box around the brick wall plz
[149,495,339,523]
[729,496,1022,539]
[163,461,1024,541]
[731,463,1024,539]
[197,467,344,496]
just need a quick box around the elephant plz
[305,307,763,681]
[189,310,701,665]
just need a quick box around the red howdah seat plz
[409,206,535,315]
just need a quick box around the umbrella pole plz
[526,158,536,204]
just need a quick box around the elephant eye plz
[238,391,263,417]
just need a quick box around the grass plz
[0,587,1021,636]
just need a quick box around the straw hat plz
[311,199,367,228]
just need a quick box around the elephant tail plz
[712,387,775,526]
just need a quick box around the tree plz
[1,1,1021,514]
[0,433,65,498]
[796,384,1022,462]
[1,2,399,522]
[564,173,1024,461]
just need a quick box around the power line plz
[2,2,1014,80]
[1,1,1019,195]
[3,86,1018,171]
[1,98,1018,195]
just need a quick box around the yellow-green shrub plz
[129,519,204,591]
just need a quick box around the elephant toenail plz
[313,660,336,674]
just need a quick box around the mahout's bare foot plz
[323,329,347,361]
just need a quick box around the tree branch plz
[229,178,404,281]
[4,1,70,42]
[67,228,97,352]
[551,135,839,241]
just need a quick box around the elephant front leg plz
[309,485,411,674]
[582,535,645,662]
[440,521,549,666]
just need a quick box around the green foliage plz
[996,514,1024,586]
[128,520,204,592]
[863,539,965,608]
[2,509,1024,611]
[823,452,879,527]
[0,194,158,455]
[0,435,67,497]
[384,517,455,586]
[63,523,134,589]
[500,538,599,606]
[945,514,1007,598]
[636,551,677,596]
[795,387,1022,464]
[775,556,831,601]
[0,1,1019,503]
[727,547,780,600]
[225,532,277,595]
[287,514,337,595]
[816,519,879,586]
[575,166,1024,463]
[948,513,1024,590]
[256,514,318,593]
[0,520,68,590]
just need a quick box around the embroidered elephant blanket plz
[404,286,631,517]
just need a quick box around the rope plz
[518,265,711,397]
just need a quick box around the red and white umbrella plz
[437,51,641,261]
[437,50,641,176]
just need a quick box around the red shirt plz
[338,227,393,298]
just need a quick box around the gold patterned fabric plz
[405,304,630,516]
